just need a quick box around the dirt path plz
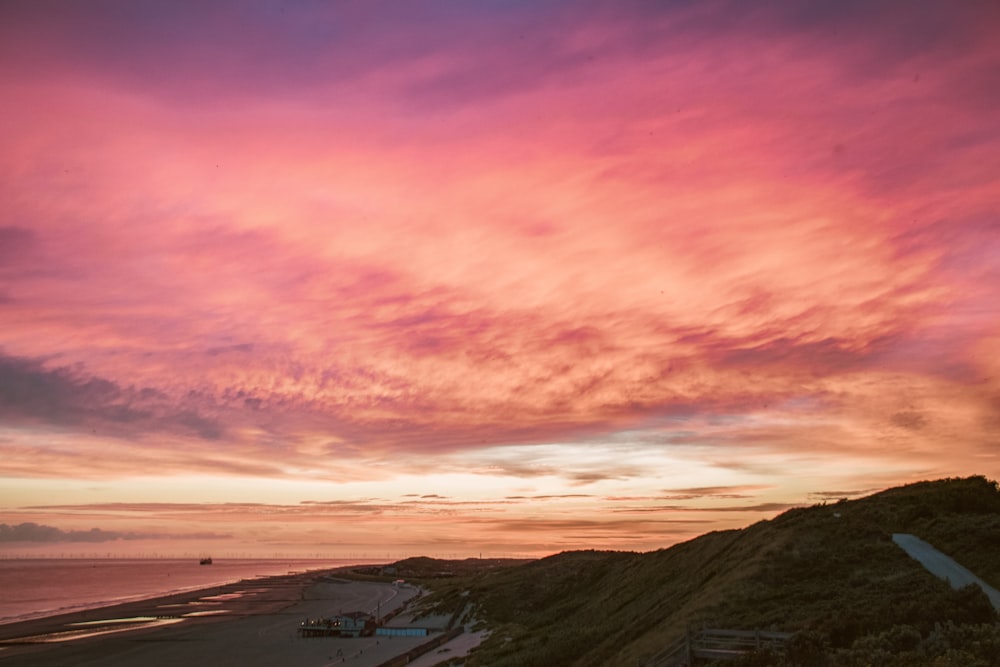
[892,533,1000,611]
[404,629,490,667]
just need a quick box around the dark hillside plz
[874,476,1000,589]
[416,476,1000,666]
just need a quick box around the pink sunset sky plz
[1,1,998,558]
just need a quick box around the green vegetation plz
[408,476,1000,666]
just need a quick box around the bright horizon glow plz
[1,1,998,558]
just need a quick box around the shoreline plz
[0,557,373,627]
[0,567,328,643]
[0,579,273,629]
[0,567,486,667]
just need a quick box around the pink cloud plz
[1,1,997,554]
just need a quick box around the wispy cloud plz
[0,522,229,543]
[658,485,773,500]
[0,0,997,555]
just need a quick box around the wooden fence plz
[645,627,794,666]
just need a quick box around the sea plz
[0,558,372,626]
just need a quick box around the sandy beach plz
[0,570,476,667]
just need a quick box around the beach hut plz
[334,611,373,637]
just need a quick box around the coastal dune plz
[0,571,447,667]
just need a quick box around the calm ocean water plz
[0,558,369,625]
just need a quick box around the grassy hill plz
[408,476,1000,666]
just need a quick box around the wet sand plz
[0,570,455,666]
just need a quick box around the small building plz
[336,611,373,637]
[298,611,373,638]
[376,627,428,638]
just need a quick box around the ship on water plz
[199,557,213,565]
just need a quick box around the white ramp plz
[892,533,1000,611]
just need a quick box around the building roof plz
[339,611,371,620]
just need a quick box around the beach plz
[0,569,480,666]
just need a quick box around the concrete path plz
[892,533,1000,611]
